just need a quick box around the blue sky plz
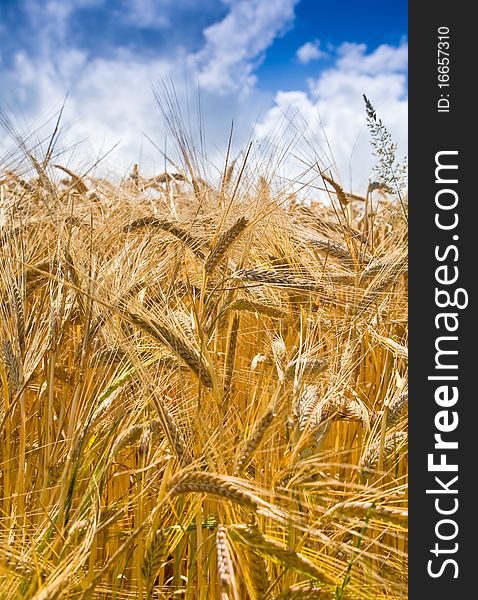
[0,0,408,191]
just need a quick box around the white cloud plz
[255,42,408,193]
[1,0,296,173]
[0,45,268,177]
[0,2,407,195]
[118,0,222,30]
[296,41,324,64]
[192,0,298,94]
[1,48,169,171]
[119,0,172,28]
[23,0,104,47]
[336,41,408,74]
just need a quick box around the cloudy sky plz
[0,0,407,192]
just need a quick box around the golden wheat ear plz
[205,216,249,274]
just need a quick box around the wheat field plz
[0,129,408,599]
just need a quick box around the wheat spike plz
[296,208,367,243]
[223,298,287,320]
[246,547,271,599]
[305,238,356,265]
[286,358,328,381]
[271,337,287,379]
[330,397,371,427]
[141,528,169,592]
[251,354,272,371]
[111,424,143,455]
[233,269,327,293]
[234,406,277,474]
[386,391,408,426]
[275,461,328,489]
[205,216,248,274]
[361,431,407,474]
[167,472,258,509]
[53,164,88,194]
[357,257,408,314]
[65,519,90,547]
[11,281,25,355]
[126,312,213,388]
[0,551,37,577]
[149,171,186,185]
[86,280,147,347]
[360,258,385,282]
[1,338,21,392]
[294,389,368,431]
[158,400,190,465]
[222,160,236,190]
[138,427,152,457]
[321,173,349,206]
[124,218,206,259]
[230,524,335,585]
[216,525,235,599]
[322,501,407,527]
[293,385,321,432]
